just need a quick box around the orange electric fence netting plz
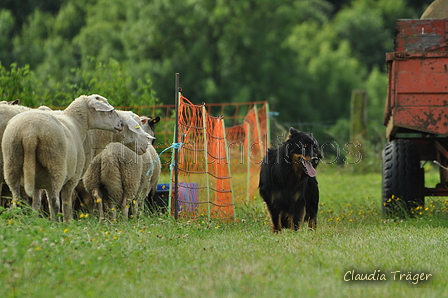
[167,94,269,221]
[169,94,235,220]
[226,104,269,203]
[115,102,270,185]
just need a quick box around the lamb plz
[2,94,124,222]
[82,116,161,220]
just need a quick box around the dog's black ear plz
[289,127,300,136]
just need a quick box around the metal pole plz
[246,125,251,203]
[253,104,263,151]
[265,102,271,149]
[202,105,212,220]
[221,118,236,221]
[173,73,180,220]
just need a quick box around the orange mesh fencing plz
[225,124,247,203]
[120,98,269,220]
[170,94,235,220]
[115,102,269,180]
[226,103,269,203]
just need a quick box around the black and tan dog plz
[259,127,322,233]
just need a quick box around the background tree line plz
[0,0,432,127]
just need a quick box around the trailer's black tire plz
[382,139,424,217]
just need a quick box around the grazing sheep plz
[83,142,153,220]
[82,116,160,220]
[2,94,124,222]
[74,111,154,213]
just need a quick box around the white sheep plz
[2,94,124,222]
[140,116,162,211]
[0,103,31,207]
[83,110,152,171]
[135,116,161,216]
[82,142,153,220]
[0,103,58,207]
[82,116,161,220]
[74,111,154,213]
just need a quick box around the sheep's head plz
[0,99,20,105]
[140,116,160,145]
[86,94,124,132]
[117,111,154,155]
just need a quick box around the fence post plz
[169,73,180,219]
[202,105,212,220]
[246,124,251,203]
[265,102,271,149]
[253,105,263,150]
[350,89,368,142]
[221,118,236,220]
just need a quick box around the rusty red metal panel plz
[395,57,448,93]
[397,94,448,106]
[385,19,448,136]
[392,107,448,135]
[394,19,448,52]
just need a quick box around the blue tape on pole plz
[146,143,183,176]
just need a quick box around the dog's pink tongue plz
[304,160,316,177]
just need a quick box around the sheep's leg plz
[76,181,95,214]
[60,185,74,223]
[130,198,135,219]
[134,195,145,219]
[121,197,129,219]
[0,182,4,208]
[9,183,21,209]
[92,188,104,219]
[105,200,116,221]
[134,197,141,219]
[46,188,61,221]
[31,190,43,212]
[0,182,11,208]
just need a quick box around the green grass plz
[1,168,447,297]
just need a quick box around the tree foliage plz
[0,0,431,124]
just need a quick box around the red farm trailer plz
[382,18,448,215]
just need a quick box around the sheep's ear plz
[125,117,155,139]
[10,99,20,105]
[151,116,161,124]
[140,117,149,125]
[88,95,114,111]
